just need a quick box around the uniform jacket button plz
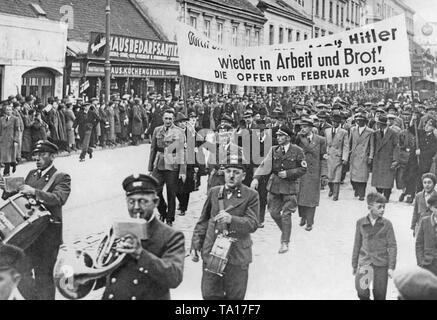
[108,294,114,299]
[111,278,117,284]
[139,267,144,272]
[133,279,139,285]
[131,296,137,300]
[144,269,148,274]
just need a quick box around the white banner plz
[177,15,412,87]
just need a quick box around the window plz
[232,25,238,46]
[377,3,381,15]
[190,16,197,29]
[322,0,326,19]
[288,28,292,42]
[296,31,300,41]
[304,33,308,40]
[315,0,319,16]
[217,22,223,44]
[355,4,359,25]
[383,4,386,18]
[254,30,260,46]
[347,1,349,20]
[351,3,354,23]
[321,29,326,36]
[341,7,344,26]
[329,1,333,22]
[279,27,284,44]
[204,20,211,38]
[315,27,319,38]
[269,24,274,45]
[336,4,339,25]
[245,28,251,46]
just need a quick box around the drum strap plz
[42,171,61,192]
[218,185,225,212]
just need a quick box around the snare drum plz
[0,194,51,249]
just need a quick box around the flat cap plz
[299,117,315,127]
[33,140,59,154]
[123,174,159,196]
[174,112,188,123]
[0,244,25,273]
[394,267,437,300]
[217,123,233,131]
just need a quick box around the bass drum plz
[0,194,51,249]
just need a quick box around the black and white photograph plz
[0,0,437,303]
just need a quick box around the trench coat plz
[21,107,33,153]
[64,108,76,145]
[130,104,147,136]
[371,128,400,189]
[325,127,349,183]
[0,116,20,163]
[296,134,328,207]
[349,126,375,183]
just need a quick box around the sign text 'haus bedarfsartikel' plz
[88,32,178,62]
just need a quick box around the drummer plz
[0,244,26,300]
[2,140,71,300]
[191,150,259,300]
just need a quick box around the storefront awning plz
[67,41,88,57]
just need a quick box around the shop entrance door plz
[21,68,55,104]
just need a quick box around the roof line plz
[129,0,168,41]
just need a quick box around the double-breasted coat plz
[296,134,327,207]
[0,116,20,163]
[102,217,185,300]
[371,128,400,189]
[325,127,349,183]
[349,126,375,183]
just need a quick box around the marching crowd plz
[2,86,437,300]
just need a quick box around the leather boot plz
[333,183,340,201]
[278,242,289,254]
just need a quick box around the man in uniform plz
[148,109,186,226]
[102,174,185,300]
[2,140,71,300]
[74,103,99,162]
[0,244,26,300]
[252,126,307,253]
[191,151,259,300]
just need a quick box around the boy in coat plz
[411,173,437,236]
[352,192,397,300]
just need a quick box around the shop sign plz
[88,32,178,63]
[86,63,179,78]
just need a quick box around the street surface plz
[2,144,416,300]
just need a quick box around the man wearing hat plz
[0,104,20,176]
[295,118,328,231]
[349,113,375,201]
[252,126,307,253]
[0,244,26,300]
[418,105,436,130]
[316,111,332,138]
[74,102,99,162]
[191,149,259,300]
[371,115,400,201]
[324,114,349,201]
[2,140,71,300]
[148,109,186,226]
[102,174,185,300]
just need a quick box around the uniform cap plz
[394,267,437,300]
[32,140,59,154]
[123,174,159,196]
[276,125,293,137]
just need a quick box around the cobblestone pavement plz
[2,144,416,300]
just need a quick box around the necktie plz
[36,170,42,179]
[380,130,384,138]
[281,146,285,155]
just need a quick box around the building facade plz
[0,11,67,103]
[365,0,415,88]
[135,0,267,96]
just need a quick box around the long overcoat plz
[0,116,20,163]
[325,127,349,183]
[349,126,375,183]
[297,134,327,207]
[371,128,400,189]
